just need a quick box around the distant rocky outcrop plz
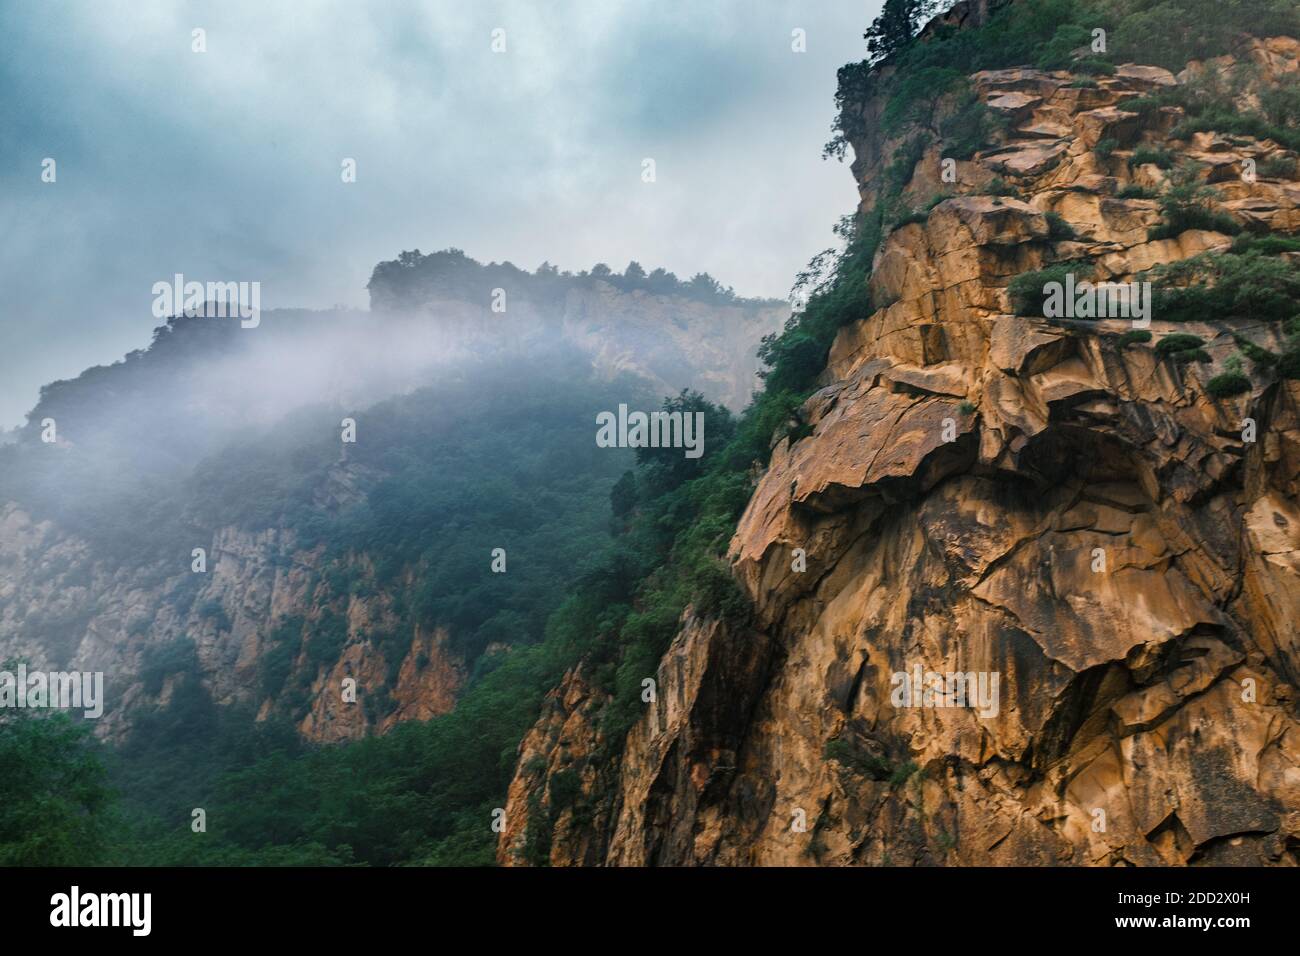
[367,249,788,411]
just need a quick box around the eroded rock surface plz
[500,32,1300,867]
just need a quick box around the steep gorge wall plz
[368,251,789,413]
[500,34,1300,866]
[0,494,463,743]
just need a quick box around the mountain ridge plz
[0,252,783,744]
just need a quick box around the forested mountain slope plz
[0,255,780,864]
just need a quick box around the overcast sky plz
[0,0,880,427]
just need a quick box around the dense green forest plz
[4,0,1300,867]
[367,247,756,313]
[1,341,655,864]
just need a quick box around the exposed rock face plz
[371,283,784,413]
[560,284,785,414]
[368,251,788,413]
[498,666,619,867]
[0,498,466,743]
[500,37,1300,866]
[298,626,466,743]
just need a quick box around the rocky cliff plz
[0,495,464,743]
[499,28,1300,865]
[367,249,788,412]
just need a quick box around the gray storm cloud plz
[0,0,878,427]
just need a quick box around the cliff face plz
[0,497,465,743]
[500,36,1300,865]
[560,284,783,414]
[367,250,789,412]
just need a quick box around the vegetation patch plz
[1206,354,1252,396]
[1131,145,1175,169]
[1154,333,1210,364]
[1148,169,1241,240]
[1009,261,1093,317]
[1148,252,1300,324]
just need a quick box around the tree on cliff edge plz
[865,0,938,64]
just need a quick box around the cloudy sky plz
[0,0,880,427]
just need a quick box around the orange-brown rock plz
[500,29,1300,867]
